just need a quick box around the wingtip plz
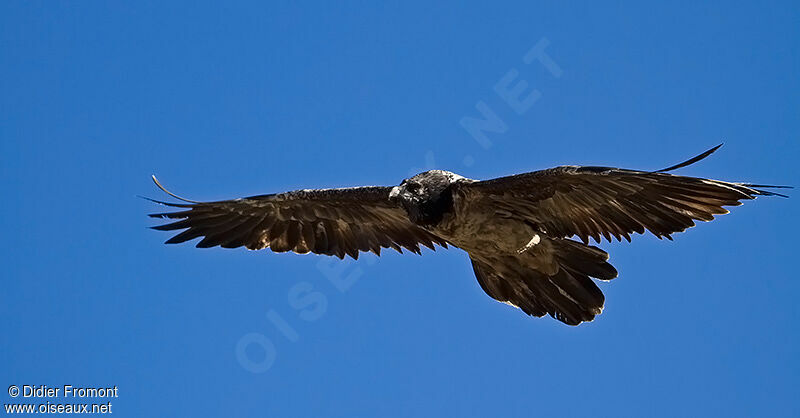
[150,175,201,203]
[654,144,724,173]
[740,183,792,198]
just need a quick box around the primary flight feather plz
[147,145,788,325]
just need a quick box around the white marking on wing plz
[516,233,541,254]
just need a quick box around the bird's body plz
[147,146,787,325]
[390,169,619,323]
[412,175,555,272]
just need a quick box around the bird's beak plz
[389,186,400,200]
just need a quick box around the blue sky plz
[2,1,798,417]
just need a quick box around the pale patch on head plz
[418,170,472,183]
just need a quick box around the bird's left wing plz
[462,147,788,243]
[147,179,447,259]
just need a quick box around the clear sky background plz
[2,1,798,417]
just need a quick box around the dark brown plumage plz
[147,146,788,325]
[149,184,448,259]
[468,163,782,243]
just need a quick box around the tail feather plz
[529,268,603,325]
[470,238,618,326]
[554,239,618,280]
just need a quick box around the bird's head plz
[389,170,465,225]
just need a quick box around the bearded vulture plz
[147,145,788,325]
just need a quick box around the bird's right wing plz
[147,179,447,259]
[463,146,788,243]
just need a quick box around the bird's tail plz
[471,239,618,326]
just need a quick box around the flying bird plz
[146,145,788,325]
